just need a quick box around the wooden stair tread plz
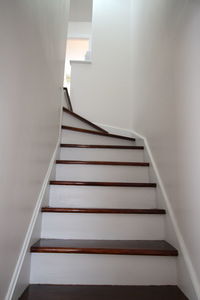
[31,239,178,256]
[42,207,166,214]
[60,144,144,149]
[19,285,188,300]
[56,160,149,166]
[63,107,108,133]
[50,181,156,187]
[61,126,136,142]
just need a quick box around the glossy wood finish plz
[61,126,136,142]
[50,181,157,187]
[56,160,149,166]
[41,207,166,214]
[63,87,73,112]
[31,239,178,256]
[60,144,144,149]
[63,107,108,133]
[19,284,188,300]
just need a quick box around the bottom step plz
[19,285,188,300]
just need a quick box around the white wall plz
[174,0,200,297]
[130,0,200,298]
[70,0,132,128]
[68,22,92,39]
[69,0,93,22]
[0,0,70,299]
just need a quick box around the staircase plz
[19,105,188,299]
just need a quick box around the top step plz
[63,107,108,133]
[61,126,136,142]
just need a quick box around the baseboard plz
[96,123,200,300]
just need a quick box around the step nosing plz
[60,144,144,149]
[31,248,178,256]
[41,207,166,214]
[49,181,157,187]
[56,160,149,166]
[30,239,178,256]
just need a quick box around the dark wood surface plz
[19,285,188,300]
[60,144,144,149]
[61,126,136,142]
[50,181,157,187]
[31,239,178,256]
[63,87,73,112]
[56,160,149,166]
[41,207,166,214]
[63,107,108,133]
[20,284,188,300]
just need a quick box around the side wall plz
[130,0,199,298]
[0,0,70,299]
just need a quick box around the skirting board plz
[96,122,199,300]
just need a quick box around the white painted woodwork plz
[41,213,165,240]
[61,130,136,145]
[30,254,177,285]
[55,164,150,183]
[49,185,157,209]
[62,112,100,131]
[60,148,145,162]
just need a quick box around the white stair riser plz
[55,165,149,183]
[61,130,136,145]
[62,113,99,131]
[60,148,144,162]
[30,254,177,285]
[49,186,156,209]
[41,213,165,240]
